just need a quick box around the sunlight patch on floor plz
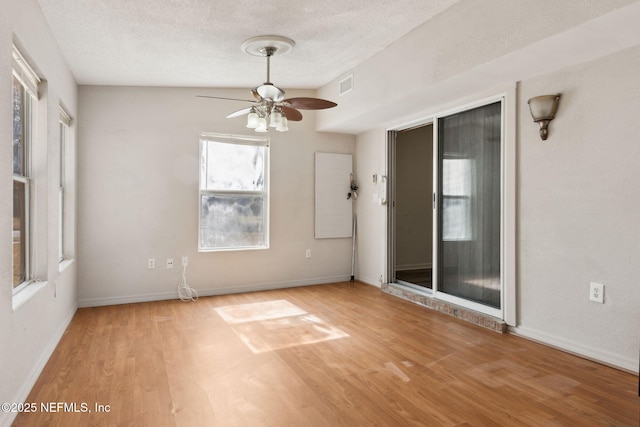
[383,361,411,382]
[214,299,307,324]
[215,300,349,353]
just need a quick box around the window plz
[12,45,40,290]
[199,133,269,251]
[59,108,71,262]
[441,158,474,241]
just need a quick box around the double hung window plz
[199,134,269,251]
[12,46,39,289]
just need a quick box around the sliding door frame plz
[387,89,516,325]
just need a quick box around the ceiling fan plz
[197,36,337,132]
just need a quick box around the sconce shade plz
[528,94,561,140]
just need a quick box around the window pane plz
[442,158,474,241]
[442,197,472,241]
[13,76,26,176]
[201,141,265,191]
[442,158,474,196]
[59,122,66,261]
[13,180,27,287]
[200,194,266,249]
[59,188,64,261]
[59,122,65,186]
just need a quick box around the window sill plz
[59,258,75,274]
[198,245,269,253]
[13,281,48,312]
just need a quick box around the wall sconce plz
[527,94,561,140]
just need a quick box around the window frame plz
[12,45,39,292]
[58,108,71,262]
[198,133,270,252]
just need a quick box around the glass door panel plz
[437,101,501,309]
[390,125,434,291]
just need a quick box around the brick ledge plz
[381,282,507,333]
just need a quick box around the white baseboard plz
[77,275,351,308]
[355,275,382,288]
[1,303,78,427]
[509,325,639,374]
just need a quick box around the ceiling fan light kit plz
[198,35,337,133]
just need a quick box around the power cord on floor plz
[178,264,198,302]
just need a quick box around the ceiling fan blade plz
[283,97,337,110]
[227,107,253,118]
[281,106,303,121]
[196,95,256,104]
[251,88,261,101]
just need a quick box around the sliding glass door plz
[435,101,502,314]
[388,97,505,319]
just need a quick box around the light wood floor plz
[14,282,639,426]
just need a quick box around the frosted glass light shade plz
[527,94,561,140]
[246,112,259,128]
[255,117,268,132]
[269,110,283,127]
[256,83,284,102]
[276,117,288,132]
[528,95,560,121]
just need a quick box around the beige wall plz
[320,1,640,371]
[515,45,640,370]
[2,3,639,421]
[317,0,639,134]
[0,1,78,425]
[77,86,355,306]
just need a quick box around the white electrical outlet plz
[589,282,604,304]
[166,258,174,269]
[182,256,189,267]
[148,258,156,269]
[305,249,311,259]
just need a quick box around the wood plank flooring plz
[13,282,639,426]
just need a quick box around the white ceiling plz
[36,0,461,89]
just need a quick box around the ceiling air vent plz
[339,74,353,96]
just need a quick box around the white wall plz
[320,0,640,371]
[353,129,388,287]
[0,1,78,426]
[77,86,355,306]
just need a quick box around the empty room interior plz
[1,1,639,426]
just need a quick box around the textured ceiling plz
[37,0,461,88]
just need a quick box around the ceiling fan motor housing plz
[256,83,284,102]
